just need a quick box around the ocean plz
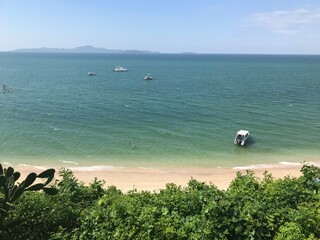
[0,53,319,170]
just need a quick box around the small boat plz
[87,72,96,76]
[234,130,249,146]
[113,66,127,72]
[144,75,153,80]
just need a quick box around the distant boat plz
[144,75,153,80]
[234,130,249,146]
[113,66,127,72]
[87,72,96,76]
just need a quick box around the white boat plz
[113,66,127,72]
[87,72,96,76]
[234,130,249,146]
[144,75,153,80]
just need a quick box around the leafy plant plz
[0,163,57,229]
[1,163,320,239]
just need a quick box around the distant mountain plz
[10,45,160,54]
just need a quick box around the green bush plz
[1,168,105,240]
[2,163,320,239]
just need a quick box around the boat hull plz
[234,130,249,146]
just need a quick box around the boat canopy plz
[237,130,249,136]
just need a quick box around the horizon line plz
[0,45,319,56]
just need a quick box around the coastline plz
[10,162,315,192]
[72,165,304,191]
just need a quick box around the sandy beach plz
[11,163,309,192]
[71,165,304,191]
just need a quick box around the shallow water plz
[0,53,319,169]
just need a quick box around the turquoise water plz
[0,53,319,168]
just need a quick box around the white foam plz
[68,165,116,172]
[233,164,276,170]
[233,161,305,170]
[59,160,79,165]
[17,164,30,167]
[49,126,61,131]
[34,166,47,170]
[17,164,47,170]
[233,161,320,170]
[278,161,302,166]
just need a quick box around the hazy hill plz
[11,45,159,54]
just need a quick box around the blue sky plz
[0,0,320,54]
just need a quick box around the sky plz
[0,0,320,54]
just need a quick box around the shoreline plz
[10,162,315,192]
[73,165,304,191]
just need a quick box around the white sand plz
[12,164,306,192]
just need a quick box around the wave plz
[233,161,304,170]
[59,160,79,165]
[278,161,302,166]
[67,165,117,172]
[1,162,115,172]
[1,162,46,170]
[49,126,61,131]
[17,164,47,170]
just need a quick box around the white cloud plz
[245,8,320,35]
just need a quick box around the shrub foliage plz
[1,164,320,239]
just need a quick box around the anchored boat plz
[234,130,249,146]
[113,66,127,72]
[144,75,153,80]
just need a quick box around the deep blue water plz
[0,53,319,168]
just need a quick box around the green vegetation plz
[1,163,320,239]
[0,164,57,231]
